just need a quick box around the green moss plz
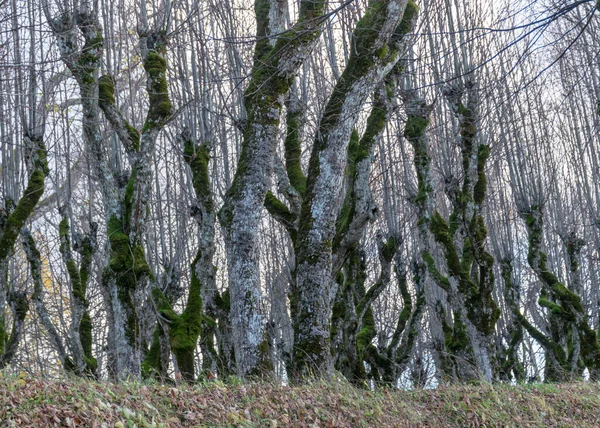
[57,215,97,376]
[332,132,360,248]
[97,72,142,152]
[249,330,274,378]
[265,191,296,228]
[284,106,307,195]
[405,113,432,208]
[13,294,28,320]
[76,31,103,86]
[126,123,141,152]
[461,237,473,274]
[330,299,346,340]
[356,83,390,165]
[298,0,326,20]
[80,312,97,375]
[0,142,47,262]
[98,75,116,106]
[443,313,470,355]
[430,211,462,277]
[107,220,148,279]
[216,288,230,312]
[142,51,172,133]
[468,293,500,337]
[252,0,275,64]
[149,252,204,382]
[79,237,94,290]
[422,250,450,291]
[381,235,399,262]
[551,283,583,313]
[404,116,430,141]
[142,326,165,380]
[395,0,419,38]
[457,110,477,159]
[539,295,569,317]
[473,144,490,206]
[183,137,212,207]
[169,313,201,352]
[357,308,376,355]
[59,218,85,301]
[106,209,151,347]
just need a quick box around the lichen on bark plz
[293,0,417,380]
[218,0,328,378]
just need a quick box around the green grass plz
[1,374,600,427]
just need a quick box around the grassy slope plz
[1,376,599,427]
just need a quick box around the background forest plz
[0,0,599,388]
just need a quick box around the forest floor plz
[0,375,599,427]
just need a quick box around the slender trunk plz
[517,206,600,381]
[182,131,222,378]
[498,259,526,382]
[0,134,47,368]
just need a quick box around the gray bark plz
[218,0,328,377]
[293,0,413,379]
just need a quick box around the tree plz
[44,0,173,379]
[292,0,417,379]
[218,0,329,377]
[0,0,50,369]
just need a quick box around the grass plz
[1,374,600,427]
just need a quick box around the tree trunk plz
[0,133,47,368]
[218,0,327,377]
[293,0,417,380]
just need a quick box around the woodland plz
[0,0,599,390]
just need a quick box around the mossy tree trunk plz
[98,31,172,379]
[22,228,71,366]
[0,1,50,368]
[516,205,600,381]
[441,82,500,382]
[261,1,419,381]
[142,265,183,382]
[144,129,224,383]
[0,135,48,369]
[327,236,425,387]
[28,212,100,378]
[218,0,328,377]
[376,256,426,386]
[60,214,98,376]
[46,6,123,377]
[150,259,202,382]
[182,130,224,378]
[328,26,422,385]
[330,247,370,385]
[400,90,454,382]
[293,0,416,380]
[405,80,500,382]
[264,83,306,374]
[498,259,526,382]
[46,4,173,379]
[143,323,170,382]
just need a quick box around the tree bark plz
[293,0,417,380]
[218,0,328,377]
